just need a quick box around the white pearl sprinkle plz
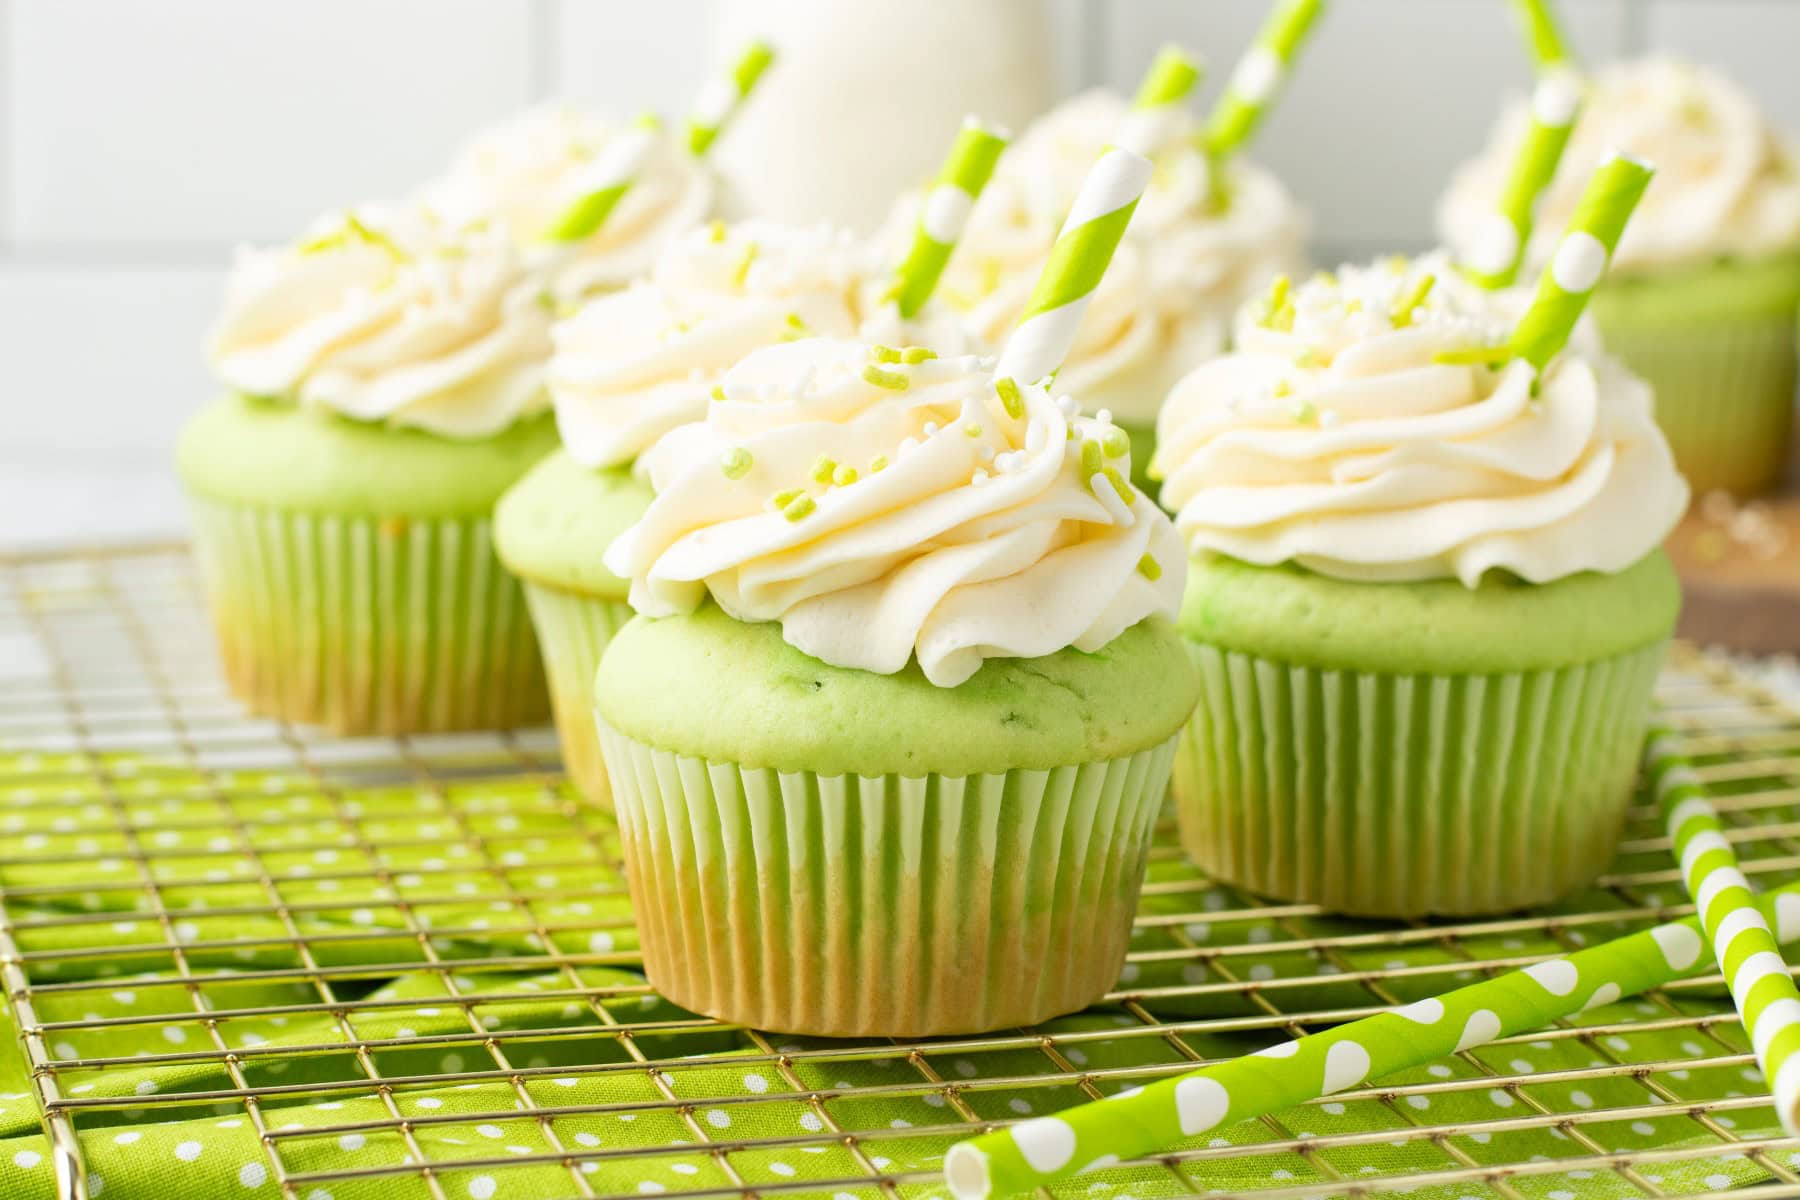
[1055,395,1079,418]
[971,470,990,487]
[898,437,920,456]
[923,422,940,437]
[1095,408,1113,425]
[977,444,994,463]
[1319,409,1341,428]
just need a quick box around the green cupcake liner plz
[1597,309,1796,496]
[518,581,633,809]
[1171,639,1667,917]
[595,720,1177,1036]
[188,498,548,734]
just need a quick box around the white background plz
[1,0,1796,549]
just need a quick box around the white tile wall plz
[2,0,1798,547]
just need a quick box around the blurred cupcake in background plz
[1442,56,1800,496]
[495,119,1005,809]
[180,202,561,733]
[881,3,1324,486]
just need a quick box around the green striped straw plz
[991,147,1154,386]
[1116,45,1204,157]
[1648,729,1800,1134]
[944,875,1800,1198]
[1508,150,1653,371]
[686,40,776,156]
[541,113,664,243]
[1459,69,1584,288]
[889,117,1010,319]
[1509,0,1576,71]
[1198,0,1326,200]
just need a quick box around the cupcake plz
[1155,251,1688,917]
[1441,58,1800,496]
[881,88,1307,482]
[180,203,560,733]
[495,218,981,807]
[592,334,1196,1034]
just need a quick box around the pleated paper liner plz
[1596,295,1798,497]
[1172,639,1668,918]
[596,721,1178,1036]
[518,581,633,809]
[187,497,548,734]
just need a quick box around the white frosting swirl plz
[1159,258,1689,586]
[881,90,1307,423]
[208,204,552,438]
[1441,58,1800,272]
[549,221,978,472]
[605,338,1185,687]
[421,104,725,301]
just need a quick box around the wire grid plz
[0,543,1798,1200]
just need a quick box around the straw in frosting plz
[1508,149,1653,370]
[687,40,776,156]
[541,113,664,243]
[1199,0,1326,170]
[1648,727,1800,1135]
[943,873,1800,1198]
[1116,45,1204,157]
[889,117,1011,319]
[1510,0,1576,71]
[1460,69,1584,288]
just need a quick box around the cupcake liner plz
[596,721,1177,1036]
[1172,640,1667,917]
[1597,300,1797,497]
[188,497,548,734]
[518,581,634,809]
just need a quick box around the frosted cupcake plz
[595,336,1194,1034]
[1157,206,1688,914]
[180,202,559,733]
[1442,58,1800,495]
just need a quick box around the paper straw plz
[1459,69,1584,289]
[686,40,776,156]
[1509,0,1576,71]
[889,117,1010,319]
[991,147,1153,386]
[540,114,663,243]
[1508,149,1652,371]
[944,876,1800,1198]
[1199,0,1326,163]
[1116,45,1204,157]
[1648,727,1800,1135]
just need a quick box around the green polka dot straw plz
[888,117,1010,319]
[541,113,664,243]
[686,39,776,157]
[1508,149,1654,371]
[943,878,1800,1198]
[1649,727,1800,1134]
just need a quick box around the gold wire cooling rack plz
[3,542,1800,1200]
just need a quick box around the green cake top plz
[177,394,559,518]
[596,604,1199,776]
[493,449,651,598]
[1178,549,1681,675]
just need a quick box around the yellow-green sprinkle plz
[963,423,982,438]
[811,455,837,484]
[1136,554,1163,581]
[707,219,727,243]
[1261,273,1295,330]
[782,494,816,522]
[772,487,805,509]
[1390,273,1437,328]
[710,384,727,402]
[1433,344,1516,367]
[832,464,858,487]
[1292,401,1318,424]
[720,448,753,479]
[900,346,937,364]
[862,364,910,390]
[783,311,810,341]
[870,344,903,364]
[1080,438,1104,481]
[995,377,1025,419]
[1272,378,1294,399]
[731,240,759,287]
[1102,467,1137,507]
[1294,348,1323,368]
[1101,426,1130,458]
[868,454,889,474]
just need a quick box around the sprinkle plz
[1096,408,1113,425]
[1136,554,1163,581]
[1433,344,1516,367]
[963,423,982,438]
[811,455,838,484]
[900,346,936,364]
[710,384,727,402]
[1080,438,1104,482]
[782,494,816,522]
[1101,426,1130,458]
[1056,395,1079,418]
[1319,409,1341,428]
[898,437,920,457]
[720,448,753,479]
[832,464,858,487]
[977,445,994,463]
[862,364,910,390]
[1389,273,1437,328]
[772,488,805,510]
[1271,379,1294,399]
[732,240,759,287]
[783,312,810,341]
[869,345,903,364]
[995,377,1025,419]
[1294,348,1323,368]
[1292,401,1318,424]
[707,219,727,243]
[1262,273,1295,330]
[868,455,888,474]
[970,470,990,487]
[923,422,940,437]
[1102,467,1138,507]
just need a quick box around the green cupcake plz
[181,205,561,734]
[1154,256,1689,916]
[1441,58,1800,497]
[595,337,1196,1035]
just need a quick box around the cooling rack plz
[3,542,1800,1200]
